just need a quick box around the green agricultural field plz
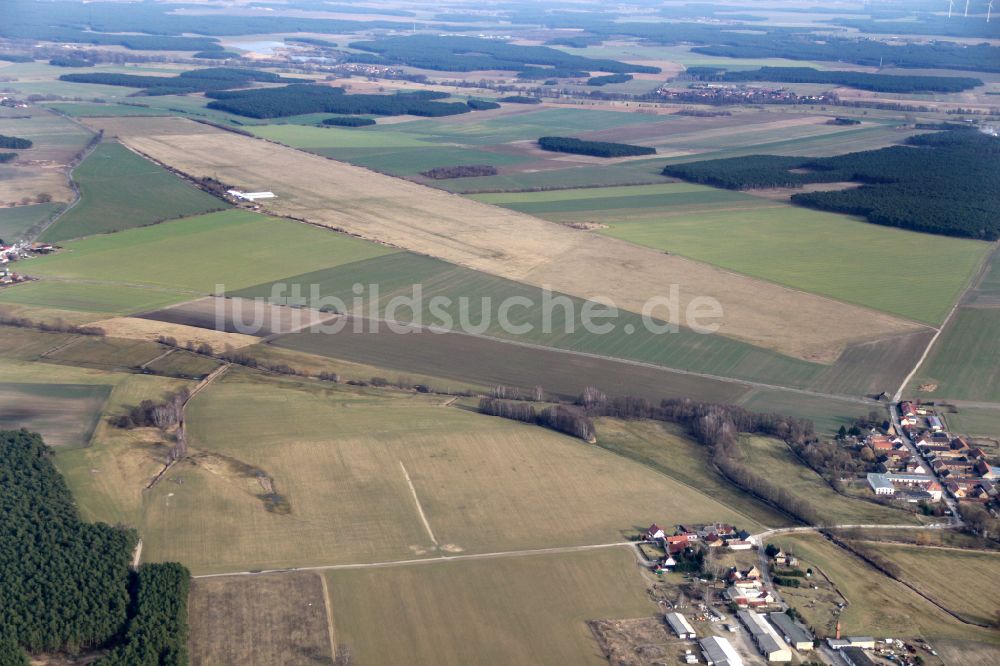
[434,161,667,193]
[325,548,656,666]
[734,388,874,437]
[42,336,165,371]
[739,435,923,526]
[771,534,1000,644]
[944,407,1000,439]
[235,252,825,389]
[43,102,172,118]
[393,107,666,146]
[908,308,1000,403]
[581,197,988,325]
[858,541,1000,626]
[41,142,227,242]
[593,418,787,529]
[472,183,764,217]
[137,370,764,574]
[0,203,63,240]
[0,281,193,315]
[25,209,391,301]
[0,382,110,447]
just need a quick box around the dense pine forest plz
[60,68,299,95]
[538,136,656,158]
[206,84,472,118]
[346,35,660,74]
[684,66,983,93]
[0,430,189,665]
[664,129,1000,240]
[322,116,376,127]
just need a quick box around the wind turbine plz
[965,0,970,16]
[948,0,954,17]
[989,0,994,22]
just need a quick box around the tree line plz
[420,164,498,179]
[664,129,1000,240]
[538,136,656,158]
[685,66,983,93]
[322,116,376,127]
[587,73,633,86]
[478,398,596,442]
[206,84,473,119]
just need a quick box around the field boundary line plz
[893,243,999,402]
[399,460,438,546]
[140,347,175,370]
[325,314,875,405]
[318,573,338,663]
[192,541,636,579]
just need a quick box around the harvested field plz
[852,541,1000,626]
[85,116,922,363]
[137,296,335,339]
[270,325,752,404]
[593,418,790,529]
[188,573,333,666]
[41,142,227,242]
[807,328,935,397]
[89,314,260,349]
[0,107,93,205]
[140,370,763,573]
[0,382,110,447]
[771,534,1000,645]
[324,548,656,666]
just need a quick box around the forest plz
[538,136,656,157]
[516,67,588,80]
[587,73,633,86]
[0,135,33,150]
[345,35,659,74]
[0,430,189,665]
[0,153,15,164]
[684,66,983,93]
[206,84,472,118]
[59,68,300,95]
[664,129,1000,240]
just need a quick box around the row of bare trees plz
[478,398,596,442]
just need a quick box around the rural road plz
[192,541,640,579]
[194,523,954,580]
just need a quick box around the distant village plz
[0,241,54,285]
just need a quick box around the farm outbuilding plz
[699,636,743,666]
[738,610,792,662]
[665,612,697,639]
[768,612,814,651]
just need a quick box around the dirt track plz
[86,116,924,362]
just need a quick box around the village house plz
[645,523,666,541]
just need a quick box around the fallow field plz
[138,370,765,574]
[771,534,1000,645]
[323,548,657,666]
[857,541,1000,626]
[188,572,334,666]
